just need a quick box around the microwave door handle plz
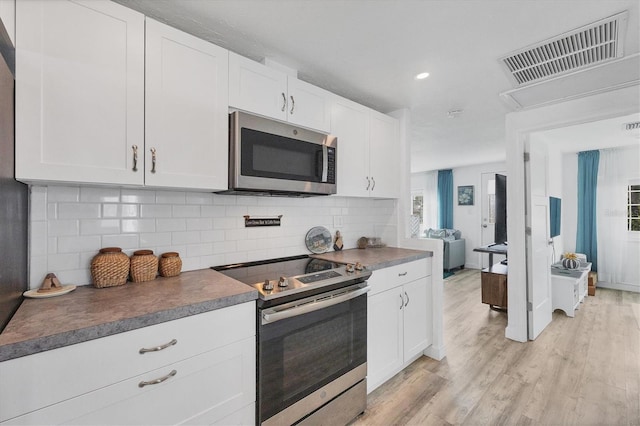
[261,286,370,325]
[321,145,328,182]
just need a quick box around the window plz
[412,194,424,224]
[628,184,640,231]
[487,179,496,224]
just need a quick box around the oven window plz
[258,294,366,423]
[241,128,324,182]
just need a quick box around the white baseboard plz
[424,344,446,361]
[597,281,640,293]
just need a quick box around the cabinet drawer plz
[3,337,255,425]
[367,259,429,296]
[0,302,255,422]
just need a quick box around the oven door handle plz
[261,286,370,325]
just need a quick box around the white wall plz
[410,161,507,270]
[452,161,507,269]
[29,185,398,289]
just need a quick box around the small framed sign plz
[244,215,282,227]
[458,185,474,206]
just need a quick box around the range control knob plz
[263,279,274,291]
[278,276,288,288]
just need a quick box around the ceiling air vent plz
[500,11,628,86]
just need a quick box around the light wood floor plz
[352,269,640,425]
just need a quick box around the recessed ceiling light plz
[415,72,430,80]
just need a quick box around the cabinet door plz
[228,52,287,121]
[367,288,403,393]
[331,96,370,197]
[145,19,228,191]
[287,78,331,132]
[15,0,144,185]
[403,278,431,362]
[368,110,400,198]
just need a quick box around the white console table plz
[551,262,591,317]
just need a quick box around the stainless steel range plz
[213,255,371,425]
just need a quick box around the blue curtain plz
[576,150,599,271]
[437,169,453,229]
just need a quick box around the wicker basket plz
[130,250,158,283]
[159,252,182,277]
[91,247,130,288]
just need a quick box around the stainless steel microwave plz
[220,111,337,197]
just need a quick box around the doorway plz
[480,171,506,269]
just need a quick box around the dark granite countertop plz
[0,269,257,362]
[0,247,430,363]
[311,247,431,271]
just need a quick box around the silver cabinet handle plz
[150,147,157,174]
[371,177,376,190]
[366,177,371,190]
[139,338,177,354]
[398,272,408,277]
[132,145,138,172]
[404,291,409,307]
[281,92,287,112]
[290,95,295,114]
[138,369,177,388]
[399,294,404,310]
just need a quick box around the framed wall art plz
[458,185,474,206]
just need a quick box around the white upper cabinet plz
[368,110,400,198]
[228,52,331,132]
[331,96,400,198]
[331,97,370,197]
[145,19,229,191]
[15,0,145,185]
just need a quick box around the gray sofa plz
[425,228,466,272]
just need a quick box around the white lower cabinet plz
[0,302,256,425]
[367,259,432,393]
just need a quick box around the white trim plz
[597,281,640,293]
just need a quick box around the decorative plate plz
[305,226,332,254]
[24,285,77,299]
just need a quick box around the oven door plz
[258,284,368,425]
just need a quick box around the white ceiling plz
[116,0,640,173]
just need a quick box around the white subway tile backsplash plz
[122,219,156,234]
[140,204,172,218]
[48,253,80,271]
[80,219,120,235]
[186,218,213,231]
[80,187,120,203]
[156,218,186,232]
[172,205,201,218]
[156,191,186,204]
[48,220,79,237]
[104,204,139,218]
[30,186,47,221]
[171,231,201,245]
[139,232,172,247]
[101,234,139,250]
[121,188,156,204]
[29,186,398,287]
[186,192,214,205]
[47,186,79,202]
[30,221,47,257]
[58,203,101,219]
[57,235,101,253]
